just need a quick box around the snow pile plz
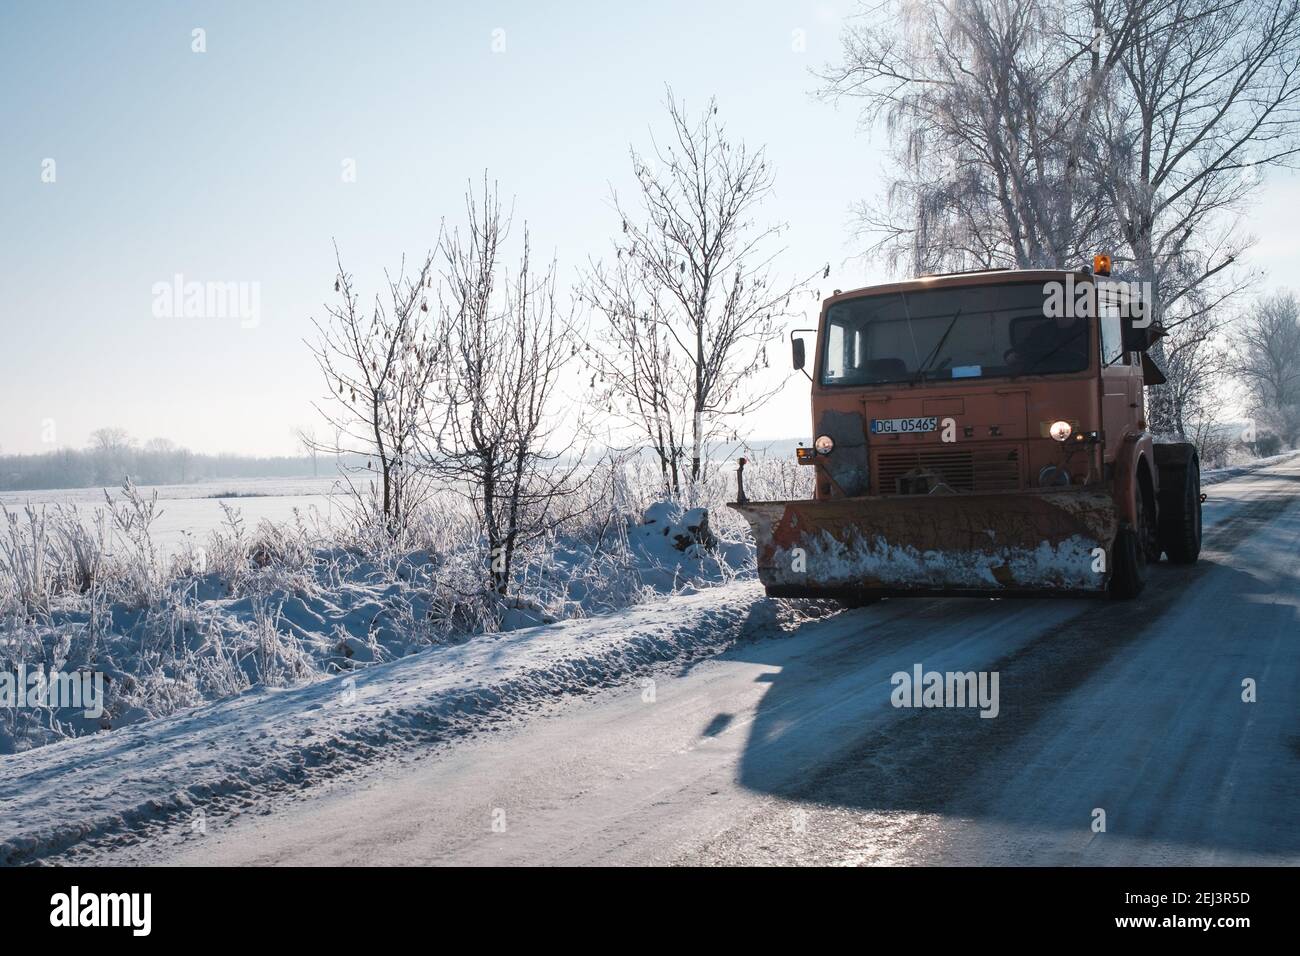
[625,501,746,584]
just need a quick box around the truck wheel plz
[1109,527,1145,599]
[1110,488,1152,599]
[1160,459,1202,564]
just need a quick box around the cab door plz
[1098,302,1132,461]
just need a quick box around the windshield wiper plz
[911,308,962,384]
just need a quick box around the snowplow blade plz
[728,490,1118,598]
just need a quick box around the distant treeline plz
[0,444,358,492]
[0,433,806,493]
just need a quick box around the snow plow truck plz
[728,258,1203,602]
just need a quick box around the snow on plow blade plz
[728,490,1118,598]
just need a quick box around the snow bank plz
[0,582,819,865]
[1,495,756,755]
[1201,449,1300,486]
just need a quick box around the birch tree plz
[1093,0,1300,429]
[819,0,1133,273]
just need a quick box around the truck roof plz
[824,268,1092,307]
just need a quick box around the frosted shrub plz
[204,500,250,588]
[0,505,54,618]
[52,505,108,595]
[248,598,315,688]
[104,479,164,609]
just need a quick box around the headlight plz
[1048,420,1073,442]
[814,434,834,455]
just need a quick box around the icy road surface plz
[9,458,1300,866]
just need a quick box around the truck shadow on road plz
[727,492,1300,860]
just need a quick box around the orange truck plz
[729,261,1203,601]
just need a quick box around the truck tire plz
[1159,458,1202,564]
[1109,526,1145,599]
[1110,484,1153,599]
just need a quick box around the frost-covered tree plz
[821,0,1300,434]
[420,179,586,597]
[589,90,811,486]
[581,253,693,492]
[1094,0,1300,429]
[307,244,439,534]
[818,0,1135,272]
[87,427,135,485]
[1232,290,1300,447]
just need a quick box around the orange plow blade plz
[727,490,1119,598]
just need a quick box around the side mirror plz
[1140,352,1168,386]
[792,337,806,370]
[1123,320,1166,353]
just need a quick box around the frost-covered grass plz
[1201,447,1300,485]
[0,458,809,754]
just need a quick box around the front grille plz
[875,446,1021,494]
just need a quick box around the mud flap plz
[728,491,1118,597]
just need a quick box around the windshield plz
[819,281,1091,387]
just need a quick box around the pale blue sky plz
[2,1,1297,455]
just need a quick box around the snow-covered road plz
[7,457,1299,866]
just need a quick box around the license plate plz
[871,416,938,434]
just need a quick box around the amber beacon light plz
[1092,253,1112,276]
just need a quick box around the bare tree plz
[420,180,586,597]
[1232,290,1300,447]
[88,427,133,455]
[581,255,693,492]
[139,437,180,485]
[1157,307,1234,439]
[818,0,1134,273]
[1094,0,1300,429]
[87,427,135,485]
[307,243,439,533]
[591,90,811,486]
[820,0,1300,435]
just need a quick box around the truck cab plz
[800,269,1147,502]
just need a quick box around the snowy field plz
[0,476,346,560]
